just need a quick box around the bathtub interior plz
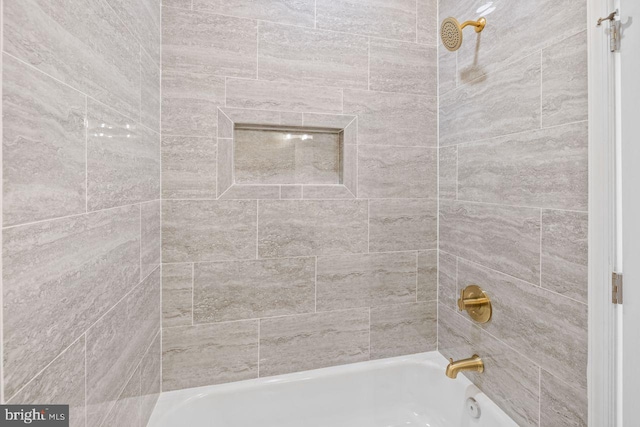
[149,352,517,427]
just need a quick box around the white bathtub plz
[148,352,517,427]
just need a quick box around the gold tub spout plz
[445,355,484,379]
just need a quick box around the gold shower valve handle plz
[457,285,492,323]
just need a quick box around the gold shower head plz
[440,17,486,51]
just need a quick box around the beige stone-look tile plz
[438,251,457,310]
[316,252,417,311]
[451,0,586,84]
[162,7,257,78]
[4,0,140,118]
[542,210,588,303]
[439,200,541,284]
[342,125,358,196]
[302,185,354,199]
[258,22,368,89]
[438,46,457,95]
[162,200,257,263]
[542,31,588,128]
[259,308,370,376]
[194,257,315,322]
[280,185,302,199]
[226,78,343,113]
[162,321,259,391]
[316,0,416,41]
[2,205,140,398]
[438,305,540,427]
[218,110,234,138]
[303,113,356,129]
[141,48,160,132]
[9,338,85,427]
[162,136,217,199]
[369,39,437,96]
[219,107,281,126]
[87,99,160,210]
[343,89,437,147]
[540,369,587,427]
[258,200,368,257]
[417,0,437,45]
[458,259,588,391]
[417,250,437,301]
[440,54,541,147]
[217,139,234,197]
[369,199,437,252]
[279,111,304,126]
[357,145,436,199]
[141,201,161,280]
[140,333,161,427]
[2,54,85,227]
[162,263,193,328]
[220,185,281,200]
[439,146,457,200]
[102,366,141,427]
[192,0,315,27]
[161,69,224,137]
[86,267,160,426]
[458,122,588,211]
[371,301,437,359]
[105,0,161,65]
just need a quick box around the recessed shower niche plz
[216,108,357,199]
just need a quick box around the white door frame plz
[587,0,619,425]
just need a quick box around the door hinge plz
[612,272,623,304]
[597,9,620,52]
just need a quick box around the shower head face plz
[441,17,463,51]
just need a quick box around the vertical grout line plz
[368,307,371,360]
[85,96,89,213]
[539,50,543,129]
[538,366,542,426]
[191,263,195,326]
[415,251,419,302]
[455,145,458,199]
[255,200,259,259]
[84,333,87,427]
[436,0,440,351]
[367,200,370,253]
[139,45,142,126]
[140,204,143,282]
[539,209,543,286]
[314,257,318,312]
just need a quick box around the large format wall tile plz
[369,199,437,252]
[316,0,416,41]
[2,54,86,227]
[343,89,437,147]
[140,333,162,427]
[102,366,141,427]
[316,252,417,311]
[369,39,437,96]
[439,201,541,284]
[194,258,315,322]
[258,200,368,257]
[417,0,437,45]
[439,146,457,200]
[105,0,161,65]
[162,136,217,199]
[357,145,436,199]
[259,309,370,376]
[439,306,540,427]
[458,259,587,391]
[457,122,588,210]
[141,49,161,132]
[162,263,193,328]
[162,7,257,78]
[440,54,541,146]
[87,99,160,210]
[163,200,257,263]
[258,22,368,89]
[542,210,588,303]
[226,78,343,113]
[9,338,86,427]
[540,369,587,427]
[161,69,224,137]
[192,0,315,27]
[370,301,437,359]
[417,250,437,302]
[438,251,457,310]
[451,0,586,83]
[162,321,259,391]
[4,0,140,117]
[542,31,588,127]
[141,201,161,279]
[86,267,160,426]
[2,205,140,399]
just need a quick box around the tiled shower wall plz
[437,1,588,426]
[2,0,162,426]
[160,0,439,391]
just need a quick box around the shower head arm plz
[460,17,486,33]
